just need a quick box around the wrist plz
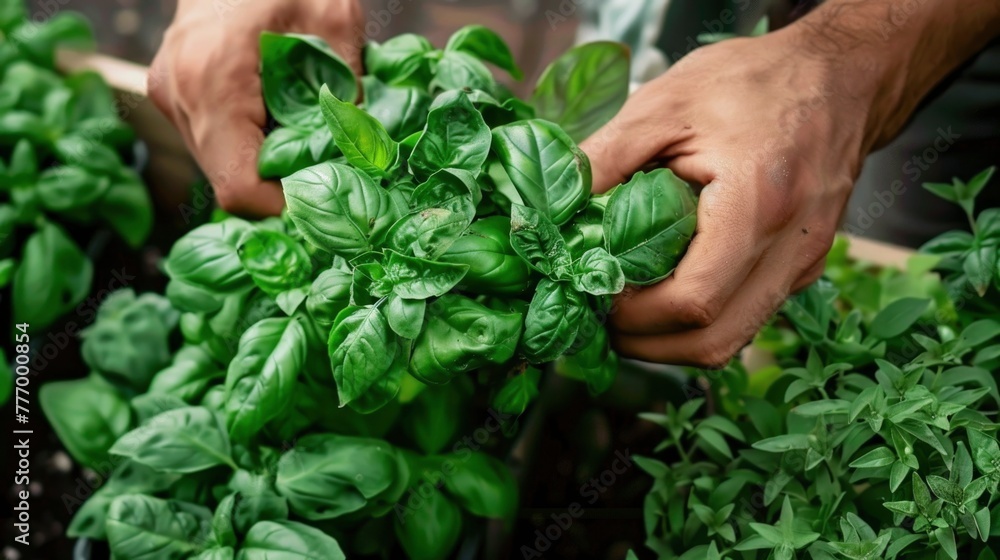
[781,0,1000,153]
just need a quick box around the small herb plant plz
[634,171,1000,559]
[42,27,702,559]
[0,0,154,332]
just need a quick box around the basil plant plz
[0,0,154,333]
[42,26,698,559]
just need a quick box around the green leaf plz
[445,25,523,79]
[394,485,462,560]
[441,452,517,520]
[275,433,406,519]
[926,475,963,505]
[491,119,592,226]
[382,250,470,299]
[492,368,541,416]
[964,166,995,201]
[365,34,434,88]
[36,166,110,211]
[106,495,213,560]
[603,169,698,285]
[40,376,131,469]
[225,318,307,440]
[868,297,930,339]
[283,162,397,257]
[328,305,399,407]
[963,245,997,297]
[849,447,896,468]
[237,520,346,560]
[509,203,574,278]
[110,406,235,473]
[361,76,431,140]
[571,247,625,295]
[98,169,154,248]
[521,279,586,363]
[258,126,334,178]
[922,182,958,203]
[934,527,957,560]
[431,50,495,92]
[319,84,398,178]
[306,264,354,327]
[164,219,254,294]
[259,32,356,128]
[238,229,312,296]
[752,434,811,453]
[411,295,522,384]
[409,168,479,221]
[408,90,490,181]
[440,217,533,296]
[13,221,92,329]
[531,41,630,142]
[384,206,471,260]
[386,294,426,339]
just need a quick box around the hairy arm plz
[580,0,1000,367]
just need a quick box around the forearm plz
[783,0,1000,152]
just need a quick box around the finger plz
[791,258,826,293]
[580,85,692,193]
[610,177,765,335]
[612,261,792,368]
[190,110,284,218]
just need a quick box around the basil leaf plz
[81,290,176,393]
[194,548,235,560]
[603,168,697,285]
[384,207,471,259]
[492,367,541,416]
[445,24,523,79]
[13,221,92,329]
[305,266,353,327]
[328,305,399,408]
[283,162,397,258]
[383,249,469,300]
[106,495,213,560]
[164,219,254,294]
[362,76,431,140]
[402,383,465,454]
[225,317,307,440]
[531,41,630,142]
[408,90,490,181]
[572,247,625,295]
[238,520,345,560]
[99,168,154,248]
[319,84,398,178]
[964,244,997,297]
[275,433,407,520]
[394,485,462,560]
[556,323,618,395]
[869,297,930,340]
[259,32,356,128]
[365,34,434,88]
[36,165,109,210]
[109,406,236,473]
[258,126,334,179]
[53,134,122,174]
[237,229,313,296]
[409,168,480,221]
[431,50,494,92]
[510,204,573,278]
[148,345,224,404]
[441,452,518,520]
[410,294,522,384]
[386,294,426,339]
[67,460,180,540]
[440,216,533,296]
[492,119,592,226]
[521,278,586,363]
[39,375,131,469]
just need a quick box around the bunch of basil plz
[0,1,153,333]
[42,26,699,559]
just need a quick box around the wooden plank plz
[842,233,915,269]
[56,49,148,96]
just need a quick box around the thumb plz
[580,78,693,193]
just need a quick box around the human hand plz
[149,0,364,217]
[581,30,877,368]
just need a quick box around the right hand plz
[149,0,364,217]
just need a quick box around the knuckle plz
[673,295,719,329]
